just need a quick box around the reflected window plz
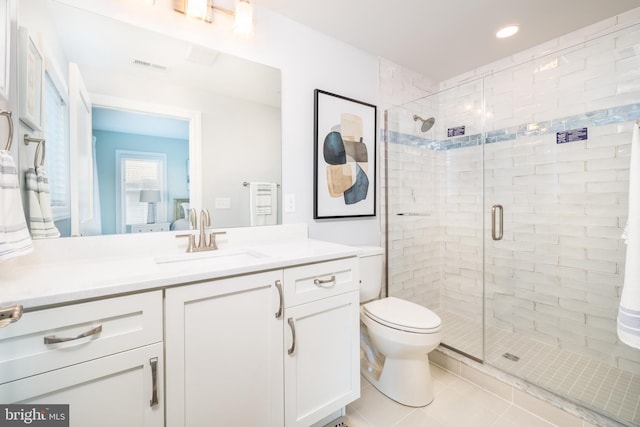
[43,70,70,220]
[115,150,167,232]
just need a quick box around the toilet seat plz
[363,297,441,334]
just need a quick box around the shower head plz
[413,115,435,132]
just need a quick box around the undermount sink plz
[154,248,267,265]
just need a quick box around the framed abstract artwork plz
[314,89,377,219]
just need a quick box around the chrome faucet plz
[198,209,210,249]
[177,208,226,252]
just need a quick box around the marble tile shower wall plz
[385,21,640,374]
[386,142,441,310]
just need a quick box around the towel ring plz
[24,134,46,168]
[1,110,13,151]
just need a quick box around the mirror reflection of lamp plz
[140,190,161,224]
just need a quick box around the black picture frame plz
[313,89,377,219]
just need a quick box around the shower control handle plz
[491,204,504,241]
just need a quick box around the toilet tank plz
[357,246,385,303]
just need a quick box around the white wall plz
[50,0,381,246]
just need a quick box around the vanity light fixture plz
[173,0,254,36]
[234,0,253,36]
[496,25,519,39]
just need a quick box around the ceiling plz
[46,0,281,108]
[254,0,640,82]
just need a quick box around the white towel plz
[26,167,60,239]
[618,122,640,349]
[249,182,278,226]
[0,150,33,260]
[37,167,60,238]
[25,167,44,236]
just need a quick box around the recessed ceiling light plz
[496,25,519,39]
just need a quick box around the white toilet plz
[358,246,442,407]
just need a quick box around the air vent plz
[185,44,219,66]
[132,59,168,71]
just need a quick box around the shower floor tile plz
[435,309,640,426]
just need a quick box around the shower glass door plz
[385,80,485,361]
[483,24,640,426]
[386,22,640,426]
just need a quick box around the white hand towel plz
[36,166,60,238]
[249,182,278,226]
[0,150,33,261]
[25,167,45,237]
[618,122,640,349]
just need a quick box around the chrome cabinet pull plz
[313,275,336,288]
[44,325,102,344]
[287,318,296,355]
[275,280,283,319]
[0,304,23,328]
[491,204,504,241]
[149,357,159,407]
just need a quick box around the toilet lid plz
[363,297,441,333]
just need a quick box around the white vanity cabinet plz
[0,240,361,427]
[0,291,164,427]
[164,256,361,427]
[283,258,361,427]
[164,270,285,427]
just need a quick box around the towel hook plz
[24,134,46,168]
[1,110,13,151]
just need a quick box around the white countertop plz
[0,225,361,310]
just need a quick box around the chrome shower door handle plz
[491,204,504,241]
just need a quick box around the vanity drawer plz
[283,257,359,307]
[0,291,163,384]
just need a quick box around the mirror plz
[17,0,281,237]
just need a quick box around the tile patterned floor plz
[343,366,559,427]
[435,310,640,426]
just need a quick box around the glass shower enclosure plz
[385,23,640,426]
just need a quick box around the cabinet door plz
[284,291,360,427]
[0,343,163,427]
[165,271,284,427]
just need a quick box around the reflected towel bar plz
[243,181,280,187]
